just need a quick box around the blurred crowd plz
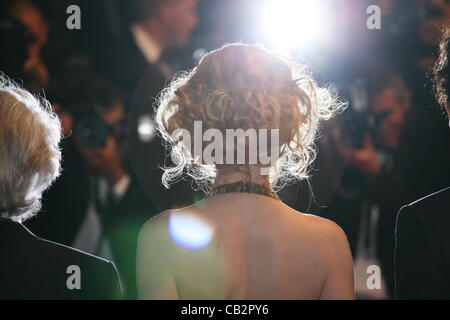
[1,0,449,299]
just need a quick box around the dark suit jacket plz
[394,187,450,299]
[0,218,122,299]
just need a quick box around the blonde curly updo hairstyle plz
[155,43,345,191]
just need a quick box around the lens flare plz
[262,0,326,49]
[168,212,215,250]
[137,115,155,142]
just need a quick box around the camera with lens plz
[63,77,127,148]
[73,111,126,148]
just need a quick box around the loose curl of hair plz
[155,43,346,192]
[433,27,450,113]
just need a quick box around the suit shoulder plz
[408,187,450,208]
[398,187,450,222]
[34,237,114,267]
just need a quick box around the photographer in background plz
[26,76,154,299]
[330,66,412,299]
[67,77,131,256]
[367,70,412,299]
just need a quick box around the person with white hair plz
[0,77,121,299]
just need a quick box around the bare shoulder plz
[137,209,194,266]
[304,213,347,239]
[294,211,353,278]
[138,211,173,255]
[139,204,216,251]
[294,212,355,299]
[284,206,349,247]
[140,210,170,237]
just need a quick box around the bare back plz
[137,193,355,300]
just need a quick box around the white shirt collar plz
[130,23,162,65]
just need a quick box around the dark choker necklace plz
[207,181,280,201]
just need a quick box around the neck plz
[138,18,169,52]
[214,165,272,190]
